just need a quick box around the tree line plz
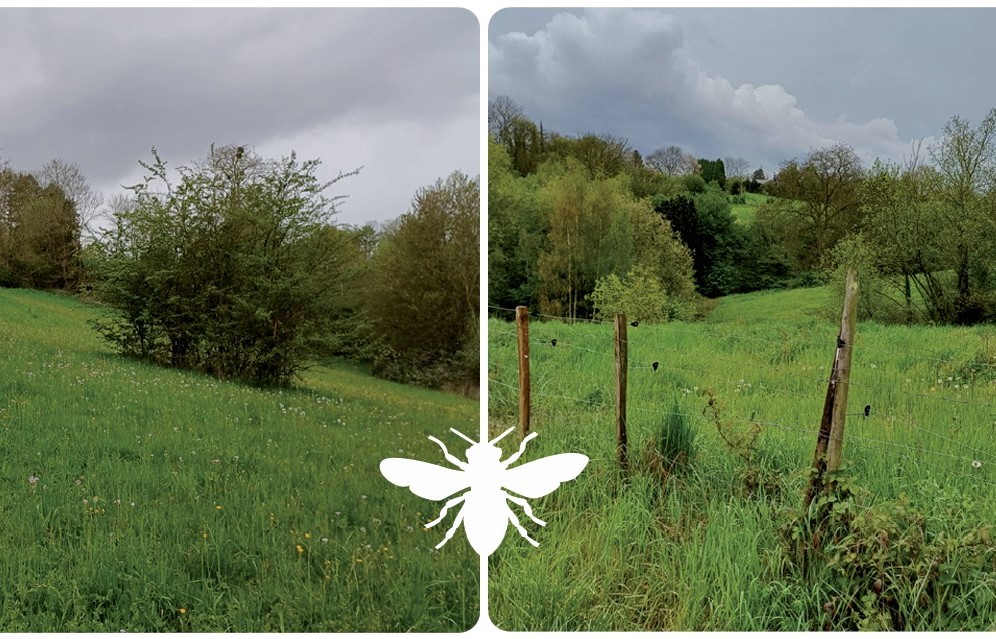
[1,145,478,391]
[0,159,101,290]
[489,96,996,326]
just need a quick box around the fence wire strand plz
[489,307,996,490]
[489,303,996,371]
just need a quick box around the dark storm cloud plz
[489,7,996,172]
[0,7,478,224]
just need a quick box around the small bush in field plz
[90,145,360,385]
[589,265,674,324]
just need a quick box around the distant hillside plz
[705,285,831,324]
[728,191,770,225]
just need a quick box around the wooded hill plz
[489,96,996,327]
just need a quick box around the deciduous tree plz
[647,145,698,176]
[35,158,104,242]
[929,108,996,323]
[858,151,946,322]
[723,156,751,180]
[536,159,694,319]
[488,95,525,144]
[767,143,865,267]
[365,172,480,389]
[0,169,81,290]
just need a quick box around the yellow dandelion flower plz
[179,608,187,615]
[215,505,223,510]
[304,532,311,539]
[296,544,304,554]
[202,532,208,540]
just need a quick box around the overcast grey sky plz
[489,8,996,174]
[0,7,479,227]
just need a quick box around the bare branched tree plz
[488,95,525,144]
[36,159,104,241]
[723,156,751,179]
[647,145,698,176]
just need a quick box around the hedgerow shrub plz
[90,145,359,385]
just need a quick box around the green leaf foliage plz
[364,172,480,391]
[589,265,671,323]
[0,169,82,290]
[90,145,360,385]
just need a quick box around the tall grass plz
[0,288,478,631]
[488,286,996,630]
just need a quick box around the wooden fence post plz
[615,313,628,470]
[827,270,859,473]
[805,269,859,506]
[516,305,530,438]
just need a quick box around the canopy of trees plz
[489,96,793,313]
[489,133,697,321]
[0,167,81,290]
[365,172,480,390]
[490,96,996,326]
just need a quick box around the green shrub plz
[683,174,707,194]
[90,145,359,385]
[589,265,673,323]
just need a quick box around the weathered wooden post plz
[516,305,530,438]
[805,268,859,506]
[614,313,628,470]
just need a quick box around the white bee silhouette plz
[380,427,588,556]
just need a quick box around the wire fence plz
[488,304,996,497]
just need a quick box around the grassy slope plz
[0,288,478,631]
[729,191,769,225]
[704,285,830,323]
[488,286,996,631]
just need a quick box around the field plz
[488,287,996,631]
[0,288,478,631]
[729,191,770,224]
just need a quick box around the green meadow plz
[488,286,996,631]
[0,288,478,631]
[729,191,769,225]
